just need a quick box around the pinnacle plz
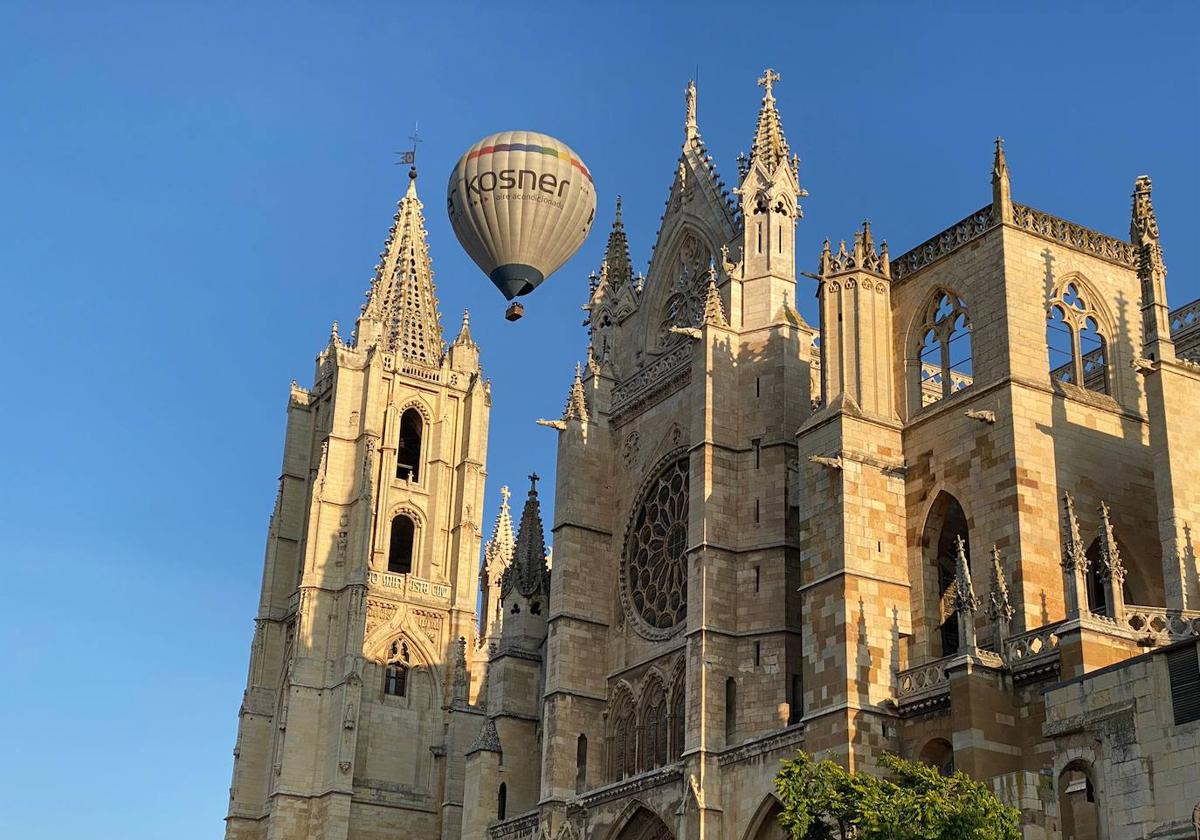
[486,485,515,570]
[509,473,549,596]
[748,68,792,175]
[602,195,633,289]
[702,268,728,328]
[563,362,589,422]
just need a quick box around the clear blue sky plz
[1,2,1196,837]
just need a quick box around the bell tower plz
[225,166,491,840]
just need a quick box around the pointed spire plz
[748,68,793,175]
[330,320,342,346]
[685,79,698,139]
[360,167,444,364]
[1097,501,1128,621]
[486,485,516,572]
[504,474,549,598]
[702,266,728,327]
[992,137,1013,224]
[1131,175,1174,360]
[987,546,1015,624]
[1061,492,1089,616]
[563,362,589,422]
[1097,502,1127,585]
[452,309,476,347]
[603,196,633,290]
[953,535,980,613]
[1062,492,1088,573]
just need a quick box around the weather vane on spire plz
[396,121,422,171]
[758,68,780,99]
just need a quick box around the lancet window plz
[388,514,416,575]
[396,407,424,482]
[1047,282,1109,394]
[915,291,973,408]
[384,640,411,697]
[640,681,668,771]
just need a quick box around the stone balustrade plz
[1125,606,1200,643]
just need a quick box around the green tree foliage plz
[774,751,1021,840]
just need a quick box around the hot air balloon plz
[447,131,596,321]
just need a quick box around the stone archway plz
[610,804,675,840]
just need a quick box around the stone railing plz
[920,362,974,406]
[487,811,540,840]
[1171,299,1200,338]
[610,341,692,416]
[1125,606,1200,644]
[890,205,996,281]
[1004,622,1064,683]
[1010,204,1137,268]
[896,657,952,708]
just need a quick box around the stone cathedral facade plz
[225,73,1200,840]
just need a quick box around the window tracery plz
[620,455,690,638]
[384,639,411,697]
[915,291,973,408]
[657,232,710,348]
[1047,281,1109,394]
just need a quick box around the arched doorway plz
[610,804,675,840]
[742,794,786,840]
[918,737,955,776]
[1058,760,1101,840]
[922,492,970,657]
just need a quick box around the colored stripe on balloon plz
[466,143,593,183]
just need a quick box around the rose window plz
[622,456,689,636]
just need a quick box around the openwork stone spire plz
[748,68,793,175]
[502,474,550,598]
[604,195,634,290]
[1130,175,1174,359]
[361,168,444,365]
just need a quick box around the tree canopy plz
[774,751,1021,840]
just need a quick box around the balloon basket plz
[505,302,525,322]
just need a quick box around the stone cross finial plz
[500,485,510,505]
[528,473,539,491]
[757,68,780,99]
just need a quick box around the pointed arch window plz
[384,640,411,697]
[669,687,685,761]
[575,734,588,793]
[922,492,969,657]
[640,682,668,771]
[396,408,424,482]
[914,291,973,409]
[610,694,635,781]
[1047,282,1109,395]
[388,515,415,575]
[497,782,507,820]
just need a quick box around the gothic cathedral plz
[226,73,1200,840]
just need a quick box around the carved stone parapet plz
[579,765,683,809]
[717,724,806,766]
[1011,203,1137,268]
[890,205,996,281]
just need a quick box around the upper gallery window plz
[1047,282,1109,395]
[396,407,424,482]
[915,291,973,409]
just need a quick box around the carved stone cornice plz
[579,765,683,809]
[890,205,995,281]
[717,724,806,766]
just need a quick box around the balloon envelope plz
[447,131,596,301]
